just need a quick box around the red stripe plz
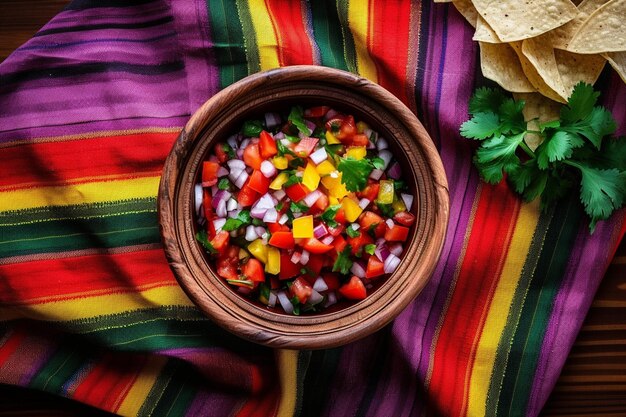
[0,249,176,304]
[369,0,411,105]
[266,0,314,66]
[0,132,177,190]
[427,182,520,417]
[0,328,27,366]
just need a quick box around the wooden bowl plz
[158,66,449,349]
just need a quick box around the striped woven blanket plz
[0,1,624,416]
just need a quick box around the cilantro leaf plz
[473,133,525,184]
[242,120,264,137]
[277,140,297,157]
[222,210,252,231]
[285,134,301,143]
[290,201,309,213]
[560,82,598,124]
[468,87,507,115]
[332,246,353,275]
[284,173,302,187]
[217,178,231,190]
[195,230,217,255]
[221,143,236,159]
[364,244,377,255]
[288,106,311,136]
[338,157,374,191]
[536,130,584,170]
[377,203,395,218]
[460,112,501,140]
[508,159,548,202]
[498,98,526,134]
[369,156,386,170]
[320,205,341,228]
[346,226,361,238]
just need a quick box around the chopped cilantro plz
[332,246,353,275]
[195,230,217,255]
[285,134,301,143]
[242,120,263,137]
[300,267,315,277]
[252,218,265,226]
[364,244,377,255]
[288,157,306,169]
[217,178,230,190]
[369,156,386,170]
[337,157,375,192]
[320,204,341,228]
[346,225,361,238]
[221,143,236,159]
[284,173,303,187]
[393,180,408,191]
[277,139,297,157]
[288,106,311,136]
[222,210,252,231]
[290,201,309,213]
[324,144,343,156]
[290,296,301,315]
[377,203,395,218]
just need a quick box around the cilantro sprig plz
[460,82,625,232]
[222,210,252,231]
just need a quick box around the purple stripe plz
[14,33,176,53]
[44,3,171,27]
[365,8,479,416]
[185,387,242,417]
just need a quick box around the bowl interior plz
[159,66,448,349]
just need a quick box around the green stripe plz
[335,0,358,74]
[206,0,249,88]
[151,362,199,417]
[138,360,178,416]
[29,341,89,394]
[485,210,553,415]
[300,347,342,416]
[496,196,582,416]
[0,208,159,258]
[308,1,349,71]
[236,0,260,74]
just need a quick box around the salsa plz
[195,105,415,315]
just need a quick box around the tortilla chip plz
[513,93,562,150]
[604,51,626,83]
[521,38,569,100]
[473,16,502,43]
[471,0,578,42]
[510,42,566,102]
[479,42,535,93]
[452,0,479,27]
[567,0,626,53]
[555,49,606,95]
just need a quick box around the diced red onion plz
[212,190,231,209]
[274,131,285,140]
[234,171,249,188]
[291,251,302,264]
[296,171,304,177]
[375,237,386,246]
[255,193,275,210]
[293,211,303,219]
[194,184,203,215]
[263,208,278,223]
[260,160,277,178]
[227,159,246,171]
[304,120,316,135]
[309,147,328,165]
[250,205,268,219]
[369,168,383,180]
[350,223,360,231]
[324,109,339,121]
[227,134,239,150]
[385,218,395,229]
[277,291,293,314]
[303,190,322,207]
[228,168,243,183]
[387,162,402,179]
[217,166,229,177]
[375,245,391,262]
[261,234,269,245]
[216,198,227,218]
[228,208,241,219]
[268,291,277,308]
[307,290,324,306]
[278,213,289,225]
[321,235,334,245]
[210,185,218,196]
[313,276,328,292]
[236,148,244,159]
[255,226,266,237]
[226,198,238,212]
[384,253,401,274]
[378,150,393,170]
[358,198,370,210]
[401,193,414,211]
[213,218,226,232]
[245,225,257,241]
[208,155,218,163]
[350,260,366,278]
[240,138,250,149]
[389,243,403,256]
[323,291,337,308]
[273,189,286,201]
[376,137,389,150]
[280,138,291,147]
[264,112,281,128]
[300,250,310,265]
[313,223,328,239]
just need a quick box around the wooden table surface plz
[1,1,625,416]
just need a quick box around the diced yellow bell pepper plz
[265,247,281,274]
[329,196,339,205]
[391,192,406,213]
[346,146,367,160]
[238,249,249,260]
[356,121,369,133]
[377,179,395,205]
[270,172,289,190]
[247,239,268,264]
[272,156,288,170]
[325,130,341,144]
[321,173,349,199]
[302,162,320,191]
[342,197,363,223]
[315,160,335,176]
[292,215,314,238]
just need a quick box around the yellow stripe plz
[466,199,540,417]
[0,284,194,321]
[275,349,299,417]
[0,176,160,212]
[347,0,378,82]
[247,0,281,71]
[116,355,168,416]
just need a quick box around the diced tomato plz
[351,134,369,147]
[210,230,230,254]
[202,190,216,239]
[267,222,290,234]
[338,276,367,300]
[358,211,386,238]
[289,277,313,304]
[248,170,270,194]
[202,161,220,187]
[337,115,357,143]
[279,254,301,280]
[304,106,330,118]
[285,183,309,202]
[327,224,345,237]
[270,276,281,290]
[269,231,295,249]
[313,193,329,212]
[259,130,278,159]
[237,181,259,207]
[242,258,265,282]
[294,137,319,157]
[334,207,346,224]
[325,117,344,133]
[216,246,239,281]
[215,144,229,163]
[306,254,325,277]
[358,183,380,202]
[332,234,347,254]
[302,237,334,254]
[366,257,385,279]
[322,273,340,291]
[384,225,410,242]
[243,143,263,169]
[393,211,416,227]
[347,233,374,256]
